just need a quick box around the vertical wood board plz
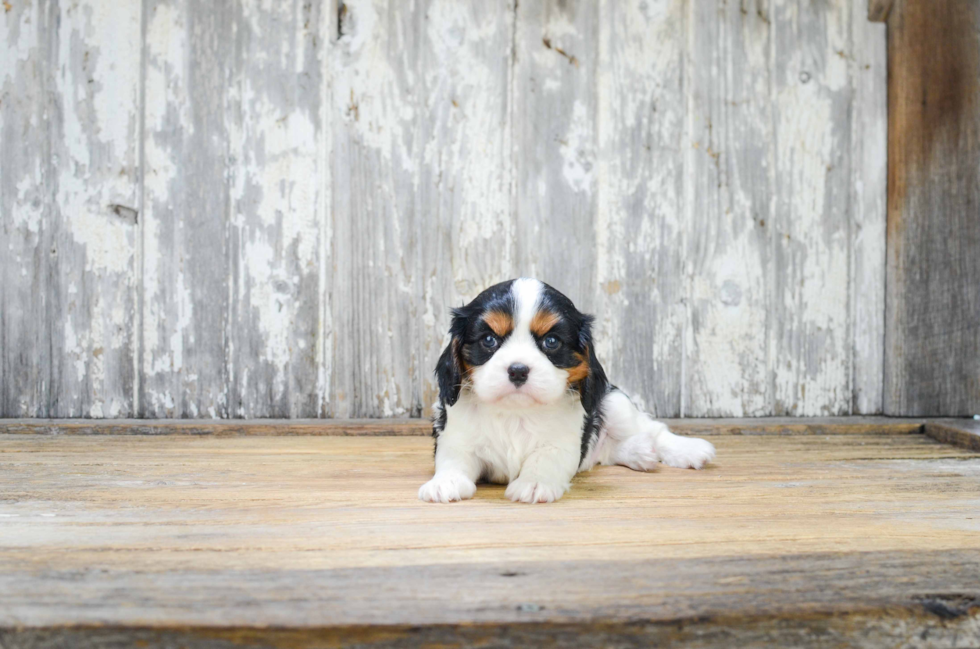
[884,0,980,416]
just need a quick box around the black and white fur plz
[419,278,716,504]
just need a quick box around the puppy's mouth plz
[493,391,543,407]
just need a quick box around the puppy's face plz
[436,279,602,410]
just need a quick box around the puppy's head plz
[436,278,607,411]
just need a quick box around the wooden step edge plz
[0,418,433,436]
[924,419,980,452]
[0,417,927,437]
[3,607,979,649]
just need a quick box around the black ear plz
[577,315,608,415]
[435,308,468,407]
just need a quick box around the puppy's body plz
[420,278,715,504]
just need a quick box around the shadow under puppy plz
[420,278,715,504]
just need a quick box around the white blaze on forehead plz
[511,278,544,332]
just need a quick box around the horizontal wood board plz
[0,416,933,437]
[1,428,979,646]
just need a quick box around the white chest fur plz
[441,391,586,484]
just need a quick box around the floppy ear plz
[576,315,609,415]
[435,308,468,407]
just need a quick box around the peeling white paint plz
[1,0,887,419]
[560,101,595,194]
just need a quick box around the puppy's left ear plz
[577,315,609,415]
[435,308,468,407]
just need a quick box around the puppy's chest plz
[447,397,584,478]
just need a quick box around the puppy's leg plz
[597,390,715,470]
[418,436,482,503]
[506,446,580,504]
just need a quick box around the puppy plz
[419,278,716,504]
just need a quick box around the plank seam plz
[0,418,930,437]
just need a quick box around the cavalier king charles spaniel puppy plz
[419,278,716,504]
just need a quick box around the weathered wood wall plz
[0,0,887,419]
[881,0,980,416]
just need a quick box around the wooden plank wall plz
[882,0,980,416]
[0,0,887,419]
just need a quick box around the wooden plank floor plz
[2,421,980,647]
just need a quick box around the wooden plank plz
[416,0,517,410]
[925,418,980,451]
[592,0,685,417]
[141,0,234,417]
[666,416,924,436]
[868,0,896,23]
[850,2,888,414]
[0,433,978,646]
[1,2,142,418]
[329,0,423,418]
[48,1,142,418]
[1,553,980,648]
[684,0,773,417]
[0,1,50,417]
[512,0,598,308]
[770,0,853,416]
[0,418,432,436]
[226,0,327,417]
[1,434,974,571]
[0,417,927,437]
[884,0,980,416]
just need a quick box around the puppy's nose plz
[507,363,530,387]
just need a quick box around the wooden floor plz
[2,419,980,648]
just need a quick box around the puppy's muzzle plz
[507,363,530,387]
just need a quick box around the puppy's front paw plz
[418,472,477,503]
[505,479,566,504]
[660,436,716,470]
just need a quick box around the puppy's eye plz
[543,335,561,350]
[481,334,499,349]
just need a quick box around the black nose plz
[507,363,530,387]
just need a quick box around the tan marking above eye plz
[483,310,514,337]
[565,350,590,384]
[530,310,560,337]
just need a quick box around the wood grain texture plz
[141,0,234,417]
[227,0,328,418]
[868,0,896,23]
[1,0,50,417]
[48,1,142,418]
[416,0,517,409]
[593,0,685,417]
[329,0,424,418]
[770,0,853,416]
[0,431,978,646]
[0,417,432,436]
[2,582,980,649]
[684,0,773,417]
[0,416,927,437]
[513,0,598,308]
[850,2,888,415]
[1,0,890,419]
[925,418,980,451]
[1,1,141,417]
[884,0,980,416]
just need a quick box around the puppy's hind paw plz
[610,431,661,472]
[418,472,477,503]
[660,436,716,470]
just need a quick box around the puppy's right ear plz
[435,308,468,407]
